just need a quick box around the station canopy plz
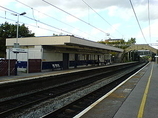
[6,35,123,54]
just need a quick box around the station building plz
[6,35,123,71]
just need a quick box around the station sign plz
[12,48,27,53]
[155,56,158,57]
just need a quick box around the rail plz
[0,62,148,117]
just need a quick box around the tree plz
[98,38,136,49]
[0,22,35,57]
[127,37,136,44]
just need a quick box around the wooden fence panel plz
[0,60,16,76]
[28,59,41,73]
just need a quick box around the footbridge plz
[123,44,158,62]
[125,44,158,54]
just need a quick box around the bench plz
[52,64,62,70]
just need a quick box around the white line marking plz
[73,63,149,118]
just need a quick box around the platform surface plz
[80,62,158,118]
[0,63,127,83]
[0,66,93,83]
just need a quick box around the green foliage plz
[0,22,34,38]
[127,37,136,44]
[0,22,35,57]
[53,33,59,36]
[141,55,151,60]
[98,37,136,49]
[18,24,35,37]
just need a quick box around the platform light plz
[11,12,26,75]
[12,12,26,48]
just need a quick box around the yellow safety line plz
[137,63,154,118]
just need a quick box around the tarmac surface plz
[80,62,157,118]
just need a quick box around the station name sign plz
[12,48,27,53]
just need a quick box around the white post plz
[8,48,10,76]
[15,15,19,74]
[27,49,29,74]
[12,12,26,75]
[156,51,158,64]
[41,47,43,72]
[16,15,19,45]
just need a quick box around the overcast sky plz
[0,0,158,46]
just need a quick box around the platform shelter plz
[6,35,123,71]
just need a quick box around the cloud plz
[0,0,14,6]
[136,21,158,44]
[21,0,50,7]
[107,6,133,21]
[2,0,158,43]
[12,0,158,22]
[137,22,158,38]
[106,23,121,34]
[107,1,158,21]
[27,24,51,36]
[65,16,78,23]
[22,0,151,10]
[133,4,158,21]
[91,28,100,35]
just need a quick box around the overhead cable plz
[148,0,151,43]
[0,15,62,35]
[0,15,16,22]
[15,0,100,39]
[82,0,124,37]
[0,5,82,37]
[129,0,148,44]
[42,0,112,37]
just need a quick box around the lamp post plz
[12,12,26,75]
[12,12,26,48]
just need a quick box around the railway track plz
[41,63,146,118]
[0,62,147,118]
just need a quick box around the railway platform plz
[0,66,88,83]
[79,62,158,118]
[0,64,110,83]
[0,63,119,83]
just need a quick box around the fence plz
[0,59,17,76]
[28,59,41,73]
